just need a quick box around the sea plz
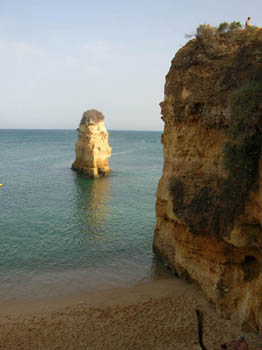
[0,129,170,303]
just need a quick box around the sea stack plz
[154,27,262,329]
[72,109,111,178]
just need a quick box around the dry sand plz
[0,278,262,350]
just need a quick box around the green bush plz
[195,21,243,56]
[218,22,229,32]
[218,21,242,33]
[196,24,218,40]
[229,21,242,31]
[196,21,242,38]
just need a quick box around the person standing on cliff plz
[245,17,251,28]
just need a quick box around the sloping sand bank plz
[0,278,262,349]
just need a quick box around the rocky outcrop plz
[72,109,111,178]
[154,28,262,329]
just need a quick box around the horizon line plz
[0,128,163,132]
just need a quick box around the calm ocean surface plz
[0,129,170,302]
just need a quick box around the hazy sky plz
[0,0,261,130]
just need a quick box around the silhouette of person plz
[245,17,251,28]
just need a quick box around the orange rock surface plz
[72,109,111,178]
[154,28,262,330]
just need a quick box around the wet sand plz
[0,278,262,349]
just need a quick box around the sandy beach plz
[1,277,262,350]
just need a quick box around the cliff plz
[154,27,262,330]
[72,109,111,178]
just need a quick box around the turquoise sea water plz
[0,129,169,302]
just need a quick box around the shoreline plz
[0,277,188,320]
[1,277,262,349]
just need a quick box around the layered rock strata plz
[72,109,111,178]
[154,28,262,329]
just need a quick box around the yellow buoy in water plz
[0,184,2,187]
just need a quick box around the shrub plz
[195,22,242,57]
[217,21,242,35]
[218,22,229,32]
[197,21,242,38]
[196,24,218,40]
[195,24,222,57]
[229,21,242,31]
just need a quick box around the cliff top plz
[80,109,104,125]
[163,25,262,128]
[173,25,262,69]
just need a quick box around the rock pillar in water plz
[72,109,111,178]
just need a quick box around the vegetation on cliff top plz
[195,21,242,41]
[194,21,259,40]
[188,22,262,59]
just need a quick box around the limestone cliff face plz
[72,109,111,178]
[154,29,262,329]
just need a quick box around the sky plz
[0,0,261,131]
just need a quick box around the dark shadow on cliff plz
[169,81,262,237]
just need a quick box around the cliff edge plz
[154,27,262,329]
[72,109,111,178]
